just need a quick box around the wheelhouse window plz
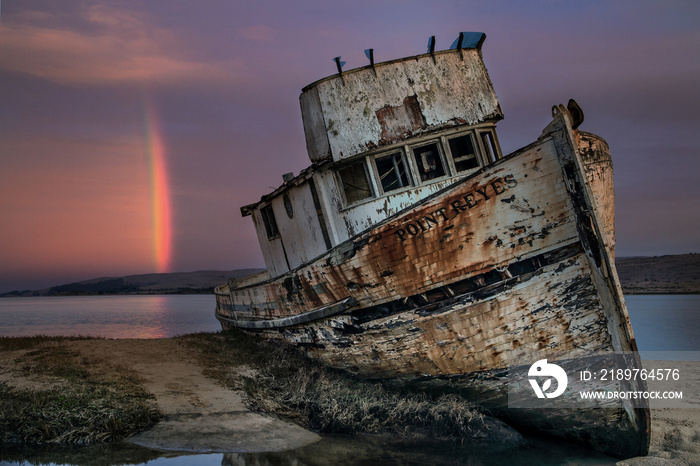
[412,142,445,182]
[375,151,411,194]
[448,134,479,172]
[260,205,279,240]
[337,160,373,205]
[480,130,500,164]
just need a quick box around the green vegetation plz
[180,330,487,440]
[0,336,161,445]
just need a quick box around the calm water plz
[0,294,697,349]
[0,295,219,338]
[625,294,700,352]
[0,435,618,466]
[0,294,697,465]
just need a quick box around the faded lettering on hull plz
[396,175,518,242]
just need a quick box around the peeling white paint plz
[301,50,502,163]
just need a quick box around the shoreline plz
[1,335,698,464]
[3,252,699,297]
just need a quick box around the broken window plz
[480,130,500,164]
[412,142,445,182]
[260,205,279,239]
[448,134,479,172]
[337,160,372,205]
[375,151,411,193]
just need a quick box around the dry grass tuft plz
[180,330,485,440]
[0,336,161,445]
[0,335,96,352]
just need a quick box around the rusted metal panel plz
[375,95,426,143]
[301,49,502,163]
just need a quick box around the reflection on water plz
[146,295,166,339]
[221,435,617,465]
[0,434,617,466]
[0,295,219,339]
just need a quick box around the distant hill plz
[3,254,699,297]
[1,269,264,297]
[616,254,700,294]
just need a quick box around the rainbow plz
[142,97,172,273]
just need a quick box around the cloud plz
[0,5,236,86]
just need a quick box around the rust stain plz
[375,95,426,144]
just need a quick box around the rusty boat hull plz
[214,37,649,458]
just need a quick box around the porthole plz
[283,194,294,218]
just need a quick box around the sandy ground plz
[618,360,700,465]
[0,338,320,453]
[1,339,698,462]
[75,339,322,452]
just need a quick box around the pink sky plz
[1,1,699,292]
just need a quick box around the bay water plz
[0,295,219,339]
[0,294,697,465]
[0,294,697,350]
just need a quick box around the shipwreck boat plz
[215,33,649,458]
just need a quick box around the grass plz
[1,331,490,446]
[0,336,161,445]
[0,335,94,352]
[180,330,487,440]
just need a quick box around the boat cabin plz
[240,34,504,278]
